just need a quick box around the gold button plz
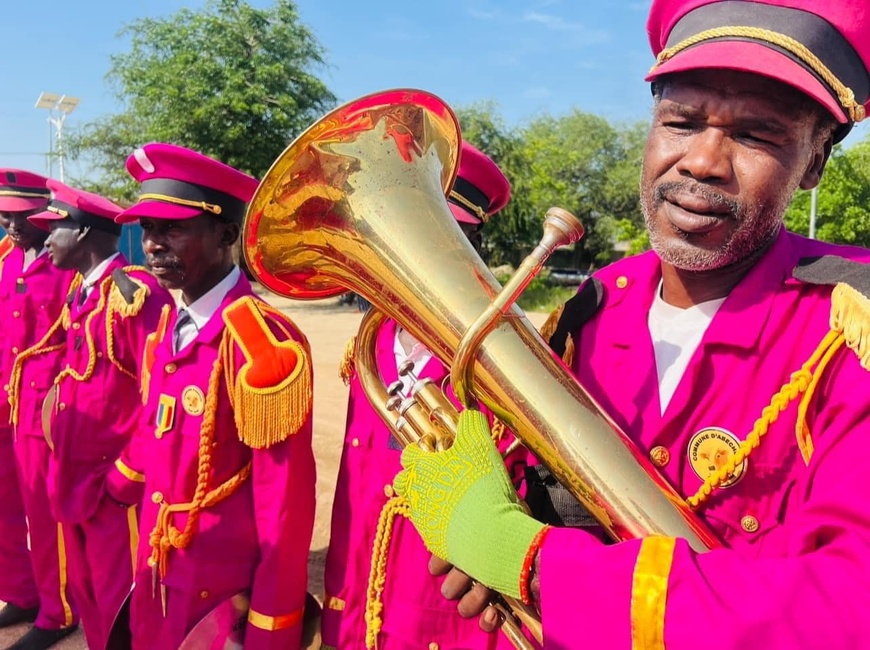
[351,438,360,447]
[72,322,81,330]
[12,310,20,318]
[151,491,164,504]
[29,381,35,388]
[16,278,24,284]
[383,484,394,498]
[649,446,670,467]
[2,384,8,392]
[11,347,18,355]
[165,363,177,374]
[199,590,209,599]
[616,276,629,289]
[429,643,439,650]
[58,402,66,411]
[741,515,760,533]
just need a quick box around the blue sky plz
[3,0,865,182]
[1,0,658,181]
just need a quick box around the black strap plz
[547,277,604,358]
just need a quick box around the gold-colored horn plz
[244,88,721,637]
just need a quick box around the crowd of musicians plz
[2,0,870,648]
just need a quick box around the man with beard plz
[110,143,316,649]
[392,0,870,648]
[0,170,78,650]
[13,179,172,650]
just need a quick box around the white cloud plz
[523,86,553,100]
[522,12,610,43]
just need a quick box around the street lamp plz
[35,92,80,182]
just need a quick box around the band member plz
[321,142,532,650]
[394,1,870,648]
[109,142,316,649]
[13,180,173,650]
[0,170,79,650]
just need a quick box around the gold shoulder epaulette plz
[222,296,313,449]
[793,255,870,370]
[109,266,151,318]
[0,235,14,263]
[339,335,357,385]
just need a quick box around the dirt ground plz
[0,293,546,649]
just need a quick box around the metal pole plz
[809,185,819,239]
[56,114,66,182]
[46,115,54,177]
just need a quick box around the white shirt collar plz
[83,253,121,289]
[176,266,241,331]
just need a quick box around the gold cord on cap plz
[0,190,49,198]
[47,205,70,218]
[652,26,866,122]
[448,190,489,223]
[137,193,223,215]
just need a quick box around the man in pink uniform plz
[321,142,532,650]
[109,143,316,649]
[18,180,173,650]
[0,170,78,650]
[393,1,870,649]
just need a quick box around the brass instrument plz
[243,89,722,645]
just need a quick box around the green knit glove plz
[393,409,545,598]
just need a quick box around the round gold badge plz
[687,427,746,488]
[181,385,205,416]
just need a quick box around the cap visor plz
[646,41,848,123]
[0,197,49,213]
[450,203,482,225]
[26,210,67,231]
[115,201,206,224]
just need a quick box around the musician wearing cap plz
[10,180,174,649]
[321,142,533,650]
[110,143,316,649]
[393,1,870,648]
[0,170,78,650]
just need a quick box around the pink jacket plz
[322,318,532,650]
[110,274,316,650]
[540,229,870,649]
[1,245,75,434]
[47,256,172,524]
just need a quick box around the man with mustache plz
[13,179,172,650]
[393,0,870,648]
[0,170,78,650]
[110,143,316,649]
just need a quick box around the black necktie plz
[173,309,196,352]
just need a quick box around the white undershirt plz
[22,247,47,272]
[173,266,241,352]
[392,327,433,395]
[81,253,121,301]
[648,281,725,414]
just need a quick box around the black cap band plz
[0,184,51,199]
[448,177,491,221]
[140,178,248,223]
[50,201,122,236]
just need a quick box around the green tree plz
[520,112,647,269]
[68,0,335,200]
[454,102,537,267]
[784,136,870,246]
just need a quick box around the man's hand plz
[394,409,545,599]
[429,556,501,633]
